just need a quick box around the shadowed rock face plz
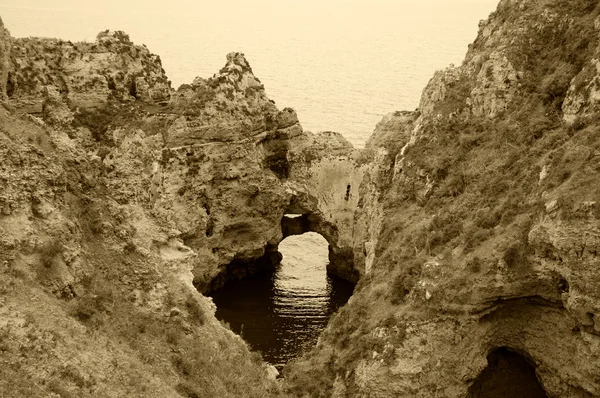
[468,348,548,398]
[0,17,10,102]
[7,30,171,113]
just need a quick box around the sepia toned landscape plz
[1,0,600,396]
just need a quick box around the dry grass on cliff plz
[1,227,281,397]
[38,238,63,268]
[69,244,283,398]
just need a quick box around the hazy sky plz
[2,0,498,23]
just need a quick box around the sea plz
[1,0,499,365]
[0,0,497,148]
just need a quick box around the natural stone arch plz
[281,193,359,283]
[203,187,360,294]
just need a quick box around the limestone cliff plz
[285,0,600,397]
[0,19,366,397]
[4,0,600,396]
[7,30,171,113]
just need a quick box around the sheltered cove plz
[2,0,600,396]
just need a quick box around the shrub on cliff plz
[184,294,205,326]
[69,285,114,326]
[432,74,473,116]
[171,82,216,117]
[39,239,63,268]
[74,105,119,144]
[389,258,422,305]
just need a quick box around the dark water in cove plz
[209,233,354,368]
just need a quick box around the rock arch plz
[203,186,360,294]
[281,192,359,283]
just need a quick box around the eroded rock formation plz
[7,29,171,113]
[0,22,363,397]
[3,0,600,396]
[285,1,600,397]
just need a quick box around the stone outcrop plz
[286,131,366,282]
[4,0,600,396]
[563,55,600,123]
[7,30,171,113]
[42,85,74,125]
[2,23,365,307]
[0,17,10,102]
[0,26,363,396]
[285,1,600,397]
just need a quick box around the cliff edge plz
[3,0,600,396]
[0,21,362,396]
[286,0,600,397]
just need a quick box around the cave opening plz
[6,72,14,98]
[209,223,354,369]
[468,347,549,398]
[129,78,138,99]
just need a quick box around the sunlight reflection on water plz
[210,233,354,367]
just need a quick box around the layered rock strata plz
[7,30,171,113]
[4,0,600,396]
[0,24,363,397]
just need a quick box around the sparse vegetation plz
[39,239,63,268]
[74,104,120,143]
[433,73,474,116]
[503,241,530,269]
[389,259,422,305]
[5,1,600,396]
[184,294,206,326]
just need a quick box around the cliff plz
[285,0,600,397]
[0,18,367,396]
[7,29,171,113]
[3,0,600,396]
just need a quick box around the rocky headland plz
[1,0,600,396]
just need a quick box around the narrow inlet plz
[209,232,354,368]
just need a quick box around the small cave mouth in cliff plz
[208,230,354,369]
[129,78,138,99]
[6,72,15,98]
[265,154,290,180]
[467,347,549,398]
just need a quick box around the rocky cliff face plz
[0,20,368,397]
[0,17,360,397]
[7,30,171,113]
[0,17,10,102]
[285,0,600,397]
[4,0,600,396]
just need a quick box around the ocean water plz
[210,233,354,367]
[2,0,499,364]
[0,0,498,147]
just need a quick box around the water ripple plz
[210,233,354,365]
